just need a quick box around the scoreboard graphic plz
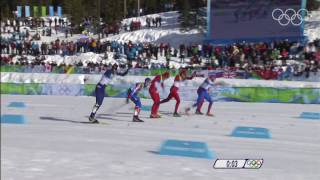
[206,0,307,44]
[213,159,264,169]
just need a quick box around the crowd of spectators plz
[1,16,319,81]
[123,16,162,31]
[1,17,71,37]
[1,36,320,79]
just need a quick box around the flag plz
[57,6,62,17]
[33,6,39,17]
[49,6,54,16]
[235,70,247,79]
[207,70,224,78]
[25,6,30,17]
[41,6,47,16]
[223,71,237,78]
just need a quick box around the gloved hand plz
[192,71,197,77]
[126,93,131,104]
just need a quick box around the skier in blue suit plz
[89,64,130,123]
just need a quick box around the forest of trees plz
[0,0,205,23]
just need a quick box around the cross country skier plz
[159,69,195,117]
[89,64,130,123]
[126,78,152,122]
[149,72,170,118]
[186,74,225,116]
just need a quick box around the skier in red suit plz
[149,71,170,118]
[159,69,194,117]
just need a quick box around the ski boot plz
[133,116,144,122]
[89,116,99,123]
[173,112,181,117]
[185,107,191,115]
[206,113,214,117]
[195,110,204,115]
[150,114,161,118]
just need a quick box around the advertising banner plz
[41,84,84,96]
[1,83,319,104]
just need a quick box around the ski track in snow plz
[1,95,320,180]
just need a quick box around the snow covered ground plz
[105,11,203,48]
[1,95,320,180]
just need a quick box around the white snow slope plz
[104,11,203,48]
[1,95,320,180]
[105,10,320,47]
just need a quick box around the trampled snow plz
[1,95,320,180]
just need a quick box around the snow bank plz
[104,10,319,47]
[122,11,180,28]
[11,52,127,67]
[1,72,87,84]
[10,51,190,69]
[104,11,204,48]
[104,28,203,48]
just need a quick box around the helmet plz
[144,78,151,84]
[162,72,170,79]
[179,69,187,77]
[144,78,151,87]
[112,63,118,70]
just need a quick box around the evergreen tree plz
[63,0,85,29]
[307,0,320,10]
[0,0,197,20]
[178,0,206,31]
[101,0,123,24]
[0,2,11,19]
[178,0,193,31]
[144,0,158,14]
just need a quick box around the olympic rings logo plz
[246,159,263,169]
[58,85,71,95]
[272,8,309,26]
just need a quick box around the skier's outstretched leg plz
[185,89,204,115]
[89,84,105,123]
[195,88,205,115]
[172,91,181,117]
[204,91,214,116]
